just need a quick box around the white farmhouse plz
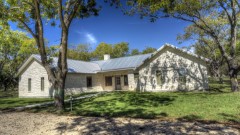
[17,44,209,97]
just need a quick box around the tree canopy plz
[0,28,37,91]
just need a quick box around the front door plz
[115,76,121,90]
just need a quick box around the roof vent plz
[104,54,110,60]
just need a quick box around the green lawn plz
[0,91,98,110]
[1,79,240,123]
[0,98,52,110]
[0,89,51,110]
[28,79,240,123]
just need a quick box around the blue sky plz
[10,1,193,51]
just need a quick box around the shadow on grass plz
[68,92,175,119]
[219,113,240,124]
[25,92,175,119]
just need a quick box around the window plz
[134,73,139,79]
[179,68,187,84]
[156,70,165,85]
[28,78,31,92]
[124,75,128,86]
[105,76,112,86]
[41,77,44,91]
[87,76,92,87]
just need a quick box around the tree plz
[131,49,140,55]
[123,0,240,91]
[2,0,99,110]
[112,42,129,58]
[0,28,37,91]
[68,44,92,61]
[177,23,226,83]
[93,42,113,60]
[93,42,129,60]
[142,47,157,54]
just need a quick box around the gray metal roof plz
[92,54,152,71]
[32,53,152,73]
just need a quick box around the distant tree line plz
[50,42,157,61]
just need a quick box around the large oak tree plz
[1,0,99,110]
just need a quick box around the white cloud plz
[85,33,97,44]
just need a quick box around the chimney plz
[104,54,110,60]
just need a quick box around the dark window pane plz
[105,76,112,86]
[124,75,128,86]
[41,77,44,91]
[87,77,92,87]
[28,78,31,92]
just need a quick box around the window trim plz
[86,76,92,87]
[105,76,112,86]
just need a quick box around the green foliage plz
[131,49,140,55]
[142,47,157,54]
[112,42,129,58]
[93,42,130,60]
[93,42,113,60]
[0,28,38,90]
[67,44,92,61]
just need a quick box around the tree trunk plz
[218,76,223,84]
[229,68,239,92]
[54,78,65,110]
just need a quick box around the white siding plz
[138,47,208,92]
[19,60,50,98]
[65,70,135,94]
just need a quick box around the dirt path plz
[0,112,239,135]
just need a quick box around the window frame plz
[41,77,44,91]
[124,75,128,86]
[178,68,187,84]
[86,76,92,87]
[156,70,165,85]
[105,76,112,86]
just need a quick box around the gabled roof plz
[136,43,208,69]
[18,53,152,75]
[17,44,207,75]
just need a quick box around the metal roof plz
[31,53,152,73]
[92,53,152,72]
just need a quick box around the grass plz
[0,98,52,110]
[28,79,240,123]
[1,78,240,123]
[0,91,98,110]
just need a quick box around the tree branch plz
[18,19,37,40]
[219,1,233,25]
[58,0,67,30]
[66,0,81,27]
